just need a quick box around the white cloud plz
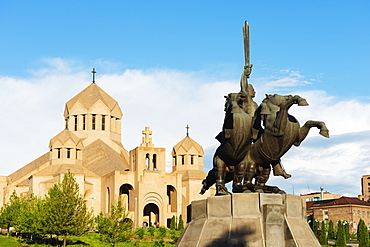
[0,58,369,198]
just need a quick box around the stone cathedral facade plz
[0,81,213,228]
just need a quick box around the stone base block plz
[176,193,320,247]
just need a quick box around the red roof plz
[307,196,370,209]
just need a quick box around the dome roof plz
[172,136,204,156]
[49,129,83,149]
[64,83,122,118]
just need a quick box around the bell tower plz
[129,127,166,174]
[171,125,204,172]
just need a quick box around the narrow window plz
[74,115,78,131]
[92,114,96,130]
[181,155,185,165]
[191,155,194,165]
[57,148,61,159]
[82,115,86,130]
[67,148,71,158]
[153,154,157,170]
[146,153,150,169]
[102,115,106,131]
[173,156,177,166]
[76,149,80,159]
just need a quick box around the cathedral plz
[0,74,213,228]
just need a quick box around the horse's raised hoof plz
[199,187,206,195]
[216,183,230,196]
[199,180,208,195]
[319,129,330,138]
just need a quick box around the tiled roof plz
[307,196,370,209]
[49,129,82,148]
[64,83,122,117]
[33,164,97,177]
[82,139,129,176]
[8,153,50,183]
[172,136,204,156]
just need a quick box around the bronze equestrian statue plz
[243,94,329,193]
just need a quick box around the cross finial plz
[186,125,190,137]
[141,127,154,147]
[91,68,97,83]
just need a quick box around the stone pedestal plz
[176,193,320,247]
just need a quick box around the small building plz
[306,196,370,233]
[301,191,341,202]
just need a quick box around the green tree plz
[170,215,176,230]
[343,221,350,241]
[357,218,369,247]
[96,198,133,247]
[0,192,26,237]
[336,220,346,247]
[0,193,18,236]
[328,219,335,240]
[177,214,184,231]
[319,221,327,245]
[43,171,92,247]
[312,219,319,237]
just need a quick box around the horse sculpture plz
[200,91,255,195]
[243,94,329,193]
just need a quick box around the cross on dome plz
[141,127,154,147]
[186,125,190,137]
[92,68,97,83]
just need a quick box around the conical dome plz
[172,136,204,156]
[63,83,122,119]
[49,129,83,149]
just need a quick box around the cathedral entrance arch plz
[119,184,134,211]
[143,203,159,227]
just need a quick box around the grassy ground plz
[0,229,180,247]
[0,235,22,247]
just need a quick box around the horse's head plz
[260,94,309,114]
[224,92,248,112]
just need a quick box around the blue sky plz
[1,1,370,197]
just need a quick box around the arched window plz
[191,155,194,165]
[119,184,134,211]
[67,148,71,158]
[181,155,185,165]
[167,185,177,212]
[146,153,150,170]
[57,148,61,159]
[106,187,111,213]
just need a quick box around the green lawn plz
[0,233,177,247]
[0,235,22,247]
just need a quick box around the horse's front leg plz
[295,120,329,146]
[232,160,246,193]
[254,164,271,193]
[214,155,230,196]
